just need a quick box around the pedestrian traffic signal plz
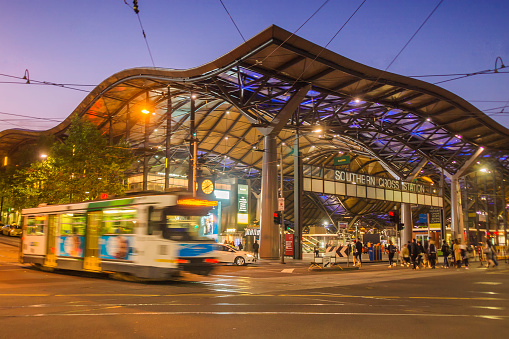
[397,222,404,231]
[273,211,282,224]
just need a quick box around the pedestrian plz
[314,243,320,257]
[411,239,419,269]
[422,241,429,268]
[485,239,498,268]
[253,240,259,259]
[428,240,437,269]
[417,241,425,268]
[238,241,243,251]
[355,239,363,267]
[388,240,396,268]
[401,244,410,267]
[441,241,450,268]
[453,239,462,268]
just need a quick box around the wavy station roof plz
[2,25,509,228]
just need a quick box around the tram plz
[20,193,219,280]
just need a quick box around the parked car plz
[1,225,12,236]
[9,224,22,237]
[216,243,256,266]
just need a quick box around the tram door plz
[84,211,102,271]
[44,214,57,268]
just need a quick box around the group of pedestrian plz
[441,239,478,269]
[399,239,438,269]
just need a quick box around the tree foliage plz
[9,116,134,208]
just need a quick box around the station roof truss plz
[2,25,509,227]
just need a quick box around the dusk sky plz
[1,0,508,132]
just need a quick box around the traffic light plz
[273,211,282,224]
[397,222,404,231]
[389,210,399,223]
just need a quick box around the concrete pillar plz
[259,135,279,259]
[401,202,413,246]
[450,177,462,241]
[293,132,303,259]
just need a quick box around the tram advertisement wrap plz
[58,235,85,257]
[99,235,134,260]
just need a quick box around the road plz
[0,238,508,338]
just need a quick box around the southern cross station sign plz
[304,167,443,207]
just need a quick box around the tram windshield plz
[163,215,202,241]
[160,205,214,241]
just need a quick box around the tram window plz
[59,213,86,236]
[26,216,45,236]
[147,206,162,235]
[102,208,137,235]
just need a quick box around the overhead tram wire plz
[219,0,245,42]
[0,111,62,123]
[384,0,444,73]
[124,0,156,68]
[0,72,93,93]
[349,0,445,99]
[240,0,331,74]
[286,0,367,94]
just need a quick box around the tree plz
[12,116,134,207]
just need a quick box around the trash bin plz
[368,245,373,261]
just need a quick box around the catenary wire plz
[219,0,245,42]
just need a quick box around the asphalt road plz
[0,239,508,338]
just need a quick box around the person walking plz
[355,239,363,267]
[388,240,396,268]
[411,239,419,269]
[253,240,259,260]
[428,240,437,269]
[401,244,410,267]
[453,239,462,268]
[486,239,498,268]
[441,241,450,268]
[314,243,320,258]
[417,241,425,268]
[238,241,243,251]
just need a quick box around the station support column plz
[293,129,303,259]
[259,135,279,259]
[450,176,462,241]
[401,202,413,246]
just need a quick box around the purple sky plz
[1,0,508,132]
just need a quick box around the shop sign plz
[245,228,260,236]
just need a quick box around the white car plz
[216,244,256,266]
